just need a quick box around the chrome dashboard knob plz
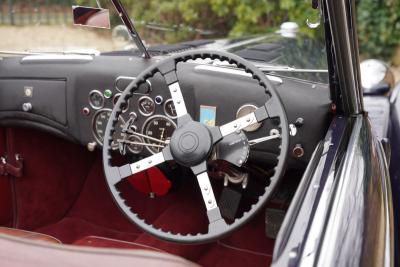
[22,102,32,112]
[87,142,97,152]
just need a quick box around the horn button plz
[170,121,213,167]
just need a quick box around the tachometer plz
[92,109,125,149]
[142,115,176,154]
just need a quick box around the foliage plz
[73,0,400,61]
[121,0,318,42]
[357,0,400,61]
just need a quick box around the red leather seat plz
[0,227,61,244]
[0,230,200,267]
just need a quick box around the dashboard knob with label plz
[22,102,32,112]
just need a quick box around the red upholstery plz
[0,234,200,267]
[0,227,61,244]
[7,128,96,230]
[2,127,275,267]
[0,129,13,226]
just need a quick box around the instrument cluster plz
[86,78,177,156]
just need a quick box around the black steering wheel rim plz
[103,50,289,244]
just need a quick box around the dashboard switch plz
[104,89,112,99]
[292,144,304,158]
[155,95,164,105]
[87,142,97,152]
[22,102,32,112]
[295,117,304,127]
[82,107,90,116]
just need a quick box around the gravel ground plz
[0,25,115,52]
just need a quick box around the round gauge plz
[113,93,129,113]
[92,109,125,149]
[127,135,144,154]
[142,115,177,154]
[89,90,105,110]
[164,99,177,119]
[138,96,155,116]
[236,104,262,132]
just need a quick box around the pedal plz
[218,187,242,221]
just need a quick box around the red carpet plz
[3,128,274,267]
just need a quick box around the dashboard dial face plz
[236,104,262,132]
[127,135,144,154]
[89,90,105,110]
[164,99,177,119]
[138,96,155,116]
[142,115,176,154]
[113,93,129,113]
[92,109,125,149]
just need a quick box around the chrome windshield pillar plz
[323,0,364,115]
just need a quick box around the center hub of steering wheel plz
[170,121,213,167]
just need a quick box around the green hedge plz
[75,0,400,61]
[357,0,400,61]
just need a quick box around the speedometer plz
[142,115,176,154]
[92,109,125,149]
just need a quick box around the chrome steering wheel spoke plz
[168,82,188,119]
[158,62,188,125]
[108,146,172,186]
[218,97,281,139]
[191,162,228,232]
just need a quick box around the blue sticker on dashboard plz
[200,105,216,126]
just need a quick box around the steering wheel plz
[103,50,289,244]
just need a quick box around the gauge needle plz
[116,139,165,148]
[248,134,280,146]
[128,131,170,145]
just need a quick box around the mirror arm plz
[110,0,151,59]
[96,0,102,8]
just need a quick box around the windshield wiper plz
[208,60,328,74]
[254,63,328,73]
[110,0,150,58]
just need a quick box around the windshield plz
[0,0,327,81]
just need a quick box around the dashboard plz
[0,54,331,169]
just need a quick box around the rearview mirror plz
[72,6,111,29]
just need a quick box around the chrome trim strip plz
[21,54,93,63]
